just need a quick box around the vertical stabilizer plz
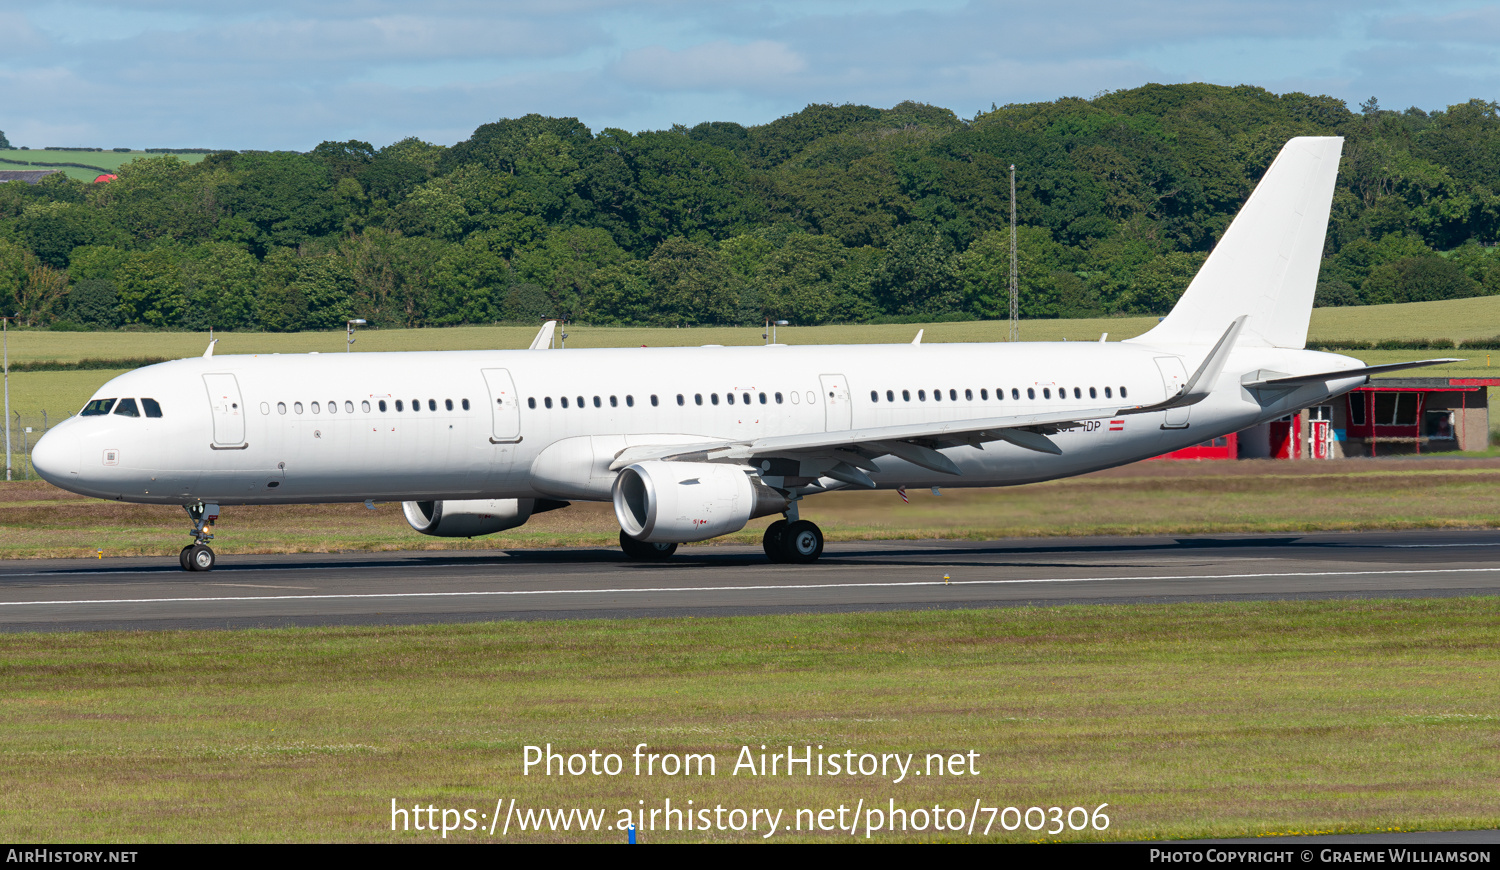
[1128,137,1343,349]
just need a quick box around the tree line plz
[2,84,1498,333]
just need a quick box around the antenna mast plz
[1008,164,1018,343]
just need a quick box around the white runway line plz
[2,566,1499,608]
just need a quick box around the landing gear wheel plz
[780,520,824,564]
[186,544,216,572]
[762,520,789,562]
[179,546,195,572]
[619,530,677,562]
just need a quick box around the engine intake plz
[613,461,787,543]
[402,498,567,538]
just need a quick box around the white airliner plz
[31,137,1452,571]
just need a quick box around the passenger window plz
[577,396,585,408]
[902,390,910,402]
[759,393,767,404]
[445,399,453,411]
[951,389,958,401]
[395,400,403,412]
[1012,388,1020,400]
[379,400,387,412]
[410,399,418,412]
[886,390,894,402]
[593,396,601,408]
[1089,387,1097,399]
[610,396,618,407]
[462,399,470,410]
[295,402,305,414]
[980,389,988,400]
[870,391,878,402]
[113,398,140,417]
[933,389,941,402]
[1104,387,1112,398]
[1027,388,1035,400]
[918,390,927,401]
[142,398,163,418]
[545,397,553,409]
[260,402,270,415]
[81,398,116,416]
[775,392,783,404]
[791,391,800,405]
[561,397,569,409]
[1043,389,1051,399]
[278,402,287,415]
[695,394,703,406]
[428,399,437,411]
[362,400,371,413]
[528,398,536,409]
[1121,386,1128,398]
[625,395,633,407]
[806,392,815,403]
[711,393,719,405]
[964,389,971,401]
[1074,387,1082,399]
[311,402,321,414]
[650,395,659,407]
[677,394,684,406]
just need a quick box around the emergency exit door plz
[819,374,852,431]
[482,368,522,443]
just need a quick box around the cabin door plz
[819,374,852,431]
[482,368,522,443]
[1153,357,1191,429]
[202,373,247,447]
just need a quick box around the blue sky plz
[2,0,1498,150]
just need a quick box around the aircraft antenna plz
[1009,164,1019,343]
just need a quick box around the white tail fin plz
[1128,136,1343,349]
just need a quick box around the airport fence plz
[3,411,65,481]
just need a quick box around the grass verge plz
[1,600,1496,842]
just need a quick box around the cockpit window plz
[81,399,116,416]
[141,398,163,418]
[113,398,140,417]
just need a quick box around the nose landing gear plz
[180,502,220,571]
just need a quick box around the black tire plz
[179,546,195,572]
[188,545,216,572]
[780,520,824,564]
[762,520,789,562]
[619,530,677,561]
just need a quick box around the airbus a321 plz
[31,137,1453,571]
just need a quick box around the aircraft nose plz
[30,426,79,485]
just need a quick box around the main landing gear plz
[762,518,824,564]
[619,530,678,561]
[179,502,220,572]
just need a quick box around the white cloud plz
[613,40,807,91]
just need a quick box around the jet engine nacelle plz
[613,461,788,544]
[403,498,539,538]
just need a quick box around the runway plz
[3,528,1500,632]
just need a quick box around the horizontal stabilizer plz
[1242,358,1461,389]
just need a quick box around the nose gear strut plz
[180,502,220,571]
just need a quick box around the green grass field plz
[0,149,208,182]
[6,295,1496,367]
[1,600,1495,842]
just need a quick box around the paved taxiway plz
[3,528,1499,631]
